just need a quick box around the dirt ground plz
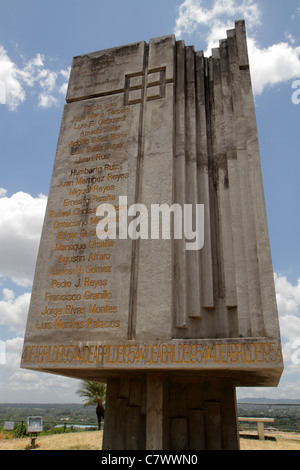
[1,431,300,451]
[0,431,103,450]
[240,436,300,451]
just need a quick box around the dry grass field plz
[0,431,103,451]
[0,431,300,451]
[240,436,300,451]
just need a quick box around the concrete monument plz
[21,21,283,450]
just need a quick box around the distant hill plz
[238,398,300,405]
[0,403,84,409]
[0,403,98,430]
[1,399,300,407]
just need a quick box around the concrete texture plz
[102,374,240,450]
[21,20,283,449]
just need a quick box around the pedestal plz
[102,374,240,451]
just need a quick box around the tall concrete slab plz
[21,21,283,450]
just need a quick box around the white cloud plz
[38,93,58,108]
[58,82,68,96]
[0,45,26,110]
[0,334,78,401]
[248,39,300,95]
[174,0,300,95]
[0,45,70,111]
[0,78,6,104]
[0,337,79,402]
[0,290,31,334]
[275,274,300,316]
[36,67,70,108]
[39,70,57,91]
[17,53,45,87]
[0,368,79,401]
[1,336,24,370]
[285,33,296,45]
[238,273,300,399]
[274,273,300,377]
[0,190,47,286]
[174,0,261,37]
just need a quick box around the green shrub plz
[41,426,72,435]
[13,423,26,438]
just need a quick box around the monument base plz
[102,374,239,450]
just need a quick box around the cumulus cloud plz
[0,190,47,286]
[238,273,300,399]
[174,0,261,37]
[0,335,79,401]
[275,274,300,316]
[0,45,26,110]
[174,0,300,95]
[0,45,70,111]
[38,93,58,108]
[274,273,300,376]
[248,39,300,95]
[1,336,24,370]
[0,367,79,402]
[0,335,78,401]
[0,324,78,402]
[0,290,31,334]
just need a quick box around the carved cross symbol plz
[124,67,167,105]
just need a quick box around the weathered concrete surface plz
[21,22,283,387]
[102,374,240,451]
[66,41,146,102]
[21,21,283,449]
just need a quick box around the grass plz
[240,436,300,451]
[0,430,103,451]
[1,430,300,450]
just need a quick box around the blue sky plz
[0,0,300,403]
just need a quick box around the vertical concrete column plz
[102,378,120,450]
[257,421,265,441]
[146,375,164,450]
[135,35,175,342]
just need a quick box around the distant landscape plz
[238,398,300,405]
[237,399,300,433]
[0,399,300,435]
[0,403,98,433]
